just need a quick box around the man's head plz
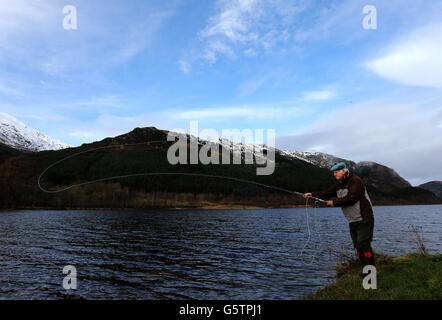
[330,162,348,181]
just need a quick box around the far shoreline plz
[1,202,441,212]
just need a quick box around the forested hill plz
[0,127,439,209]
[0,142,22,164]
[418,181,442,200]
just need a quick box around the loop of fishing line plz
[294,197,324,266]
[37,139,326,265]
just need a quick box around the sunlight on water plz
[0,205,440,299]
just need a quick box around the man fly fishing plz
[303,162,376,272]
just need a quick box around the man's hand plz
[326,200,334,207]
[303,193,312,199]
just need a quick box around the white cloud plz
[243,47,257,57]
[202,39,236,64]
[197,0,305,64]
[366,23,442,88]
[0,0,54,35]
[169,104,302,121]
[276,99,442,185]
[199,0,259,43]
[178,60,191,74]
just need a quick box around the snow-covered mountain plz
[281,150,411,191]
[0,112,71,152]
[280,150,356,169]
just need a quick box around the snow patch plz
[0,112,71,152]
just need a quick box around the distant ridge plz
[419,181,442,199]
[281,151,411,192]
[0,126,439,209]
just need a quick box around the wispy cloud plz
[60,112,178,145]
[75,95,124,108]
[196,0,305,64]
[178,59,191,74]
[0,1,175,79]
[0,80,24,98]
[169,104,303,121]
[108,10,176,66]
[302,90,337,101]
[0,0,54,36]
[237,76,267,97]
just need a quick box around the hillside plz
[0,127,439,209]
[354,161,411,191]
[0,127,334,209]
[419,181,442,199]
[0,142,23,164]
[311,253,442,300]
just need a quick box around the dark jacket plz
[312,172,374,223]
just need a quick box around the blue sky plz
[1,0,441,185]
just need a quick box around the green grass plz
[310,253,442,300]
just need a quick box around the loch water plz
[0,205,440,299]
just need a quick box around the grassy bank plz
[311,253,441,300]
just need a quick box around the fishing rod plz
[290,190,327,205]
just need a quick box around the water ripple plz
[0,205,440,299]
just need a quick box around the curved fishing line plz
[297,198,312,264]
[37,139,326,265]
[295,198,323,266]
[38,140,174,193]
[37,140,326,203]
[40,169,318,196]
